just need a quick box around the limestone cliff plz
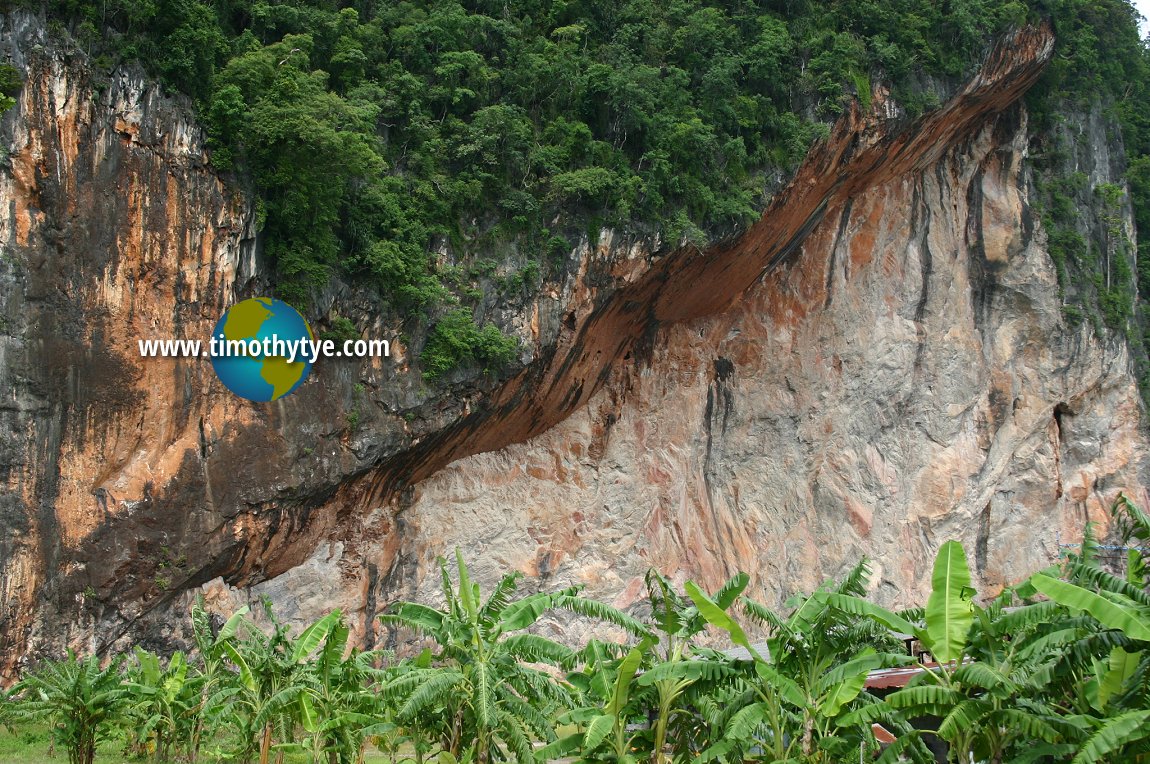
[0,14,1146,672]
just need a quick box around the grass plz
[0,724,78,763]
[0,725,405,763]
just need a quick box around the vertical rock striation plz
[0,13,254,676]
[361,104,1149,637]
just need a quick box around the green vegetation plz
[6,497,1150,762]
[4,653,127,764]
[27,0,1041,375]
[1025,1,1150,389]
[319,316,360,345]
[0,63,20,112]
[17,0,1148,380]
[61,0,1029,277]
[379,549,647,761]
[0,725,119,764]
[421,308,518,380]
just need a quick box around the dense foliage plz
[13,0,1052,376]
[53,0,1030,274]
[2,1,1145,379]
[5,498,1150,762]
[420,308,519,380]
[0,63,21,112]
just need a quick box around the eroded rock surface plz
[212,93,1148,651]
[384,104,1149,621]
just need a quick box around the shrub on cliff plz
[421,308,518,380]
[0,62,21,112]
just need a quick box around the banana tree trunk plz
[190,718,202,764]
[652,694,672,763]
[259,723,273,764]
[801,713,814,756]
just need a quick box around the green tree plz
[187,600,249,763]
[421,309,517,380]
[210,601,334,764]
[0,63,21,113]
[290,611,383,764]
[542,640,651,763]
[47,0,1077,315]
[636,569,748,762]
[687,561,919,763]
[214,38,383,304]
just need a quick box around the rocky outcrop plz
[211,27,1148,648]
[369,102,1149,630]
[0,13,1146,672]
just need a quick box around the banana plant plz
[633,570,751,762]
[292,611,384,763]
[829,543,999,762]
[829,541,975,666]
[843,594,1085,762]
[1030,574,1150,641]
[1030,497,1150,645]
[541,640,651,763]
[1022,496,1150,762]
[539,571,747,763]
[211,599,332,764]
[368,648,442,764]
[685,560,918,763]
[6,651,128,764]
[189,599,249,764]
[124,647,200,762]
[379,549,650,763]
[835,540,1150,762]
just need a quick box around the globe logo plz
[210,298,314,402]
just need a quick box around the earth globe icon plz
[210,297,314,402]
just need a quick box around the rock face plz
[0,13,251,673]
[375,104,1150,628]
[0,13,436,675]
[223,29,1150,646]
[0,14,1146,671]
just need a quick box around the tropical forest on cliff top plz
[7,0,1148,383]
